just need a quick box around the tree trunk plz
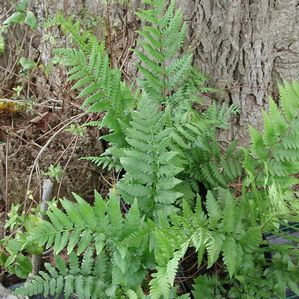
[178,0,299,143]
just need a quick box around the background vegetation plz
[0,0,298,298]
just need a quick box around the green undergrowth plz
[2,0,299,298]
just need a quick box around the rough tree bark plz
[178,0,299,143]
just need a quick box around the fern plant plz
[133,0,242,204]
[149,189,256,298]
[20,191,154,298]
[148,185,299,298]
[8,0,299,298]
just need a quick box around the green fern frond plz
[222,237,240,278]
[30,192,116,255]
[81,146,125,171]
[205,232,223,268]
[239,227,262,253]
[170,102,242,190]
[222,191,237,233]
[18,191,151,298]
[248,81,299,190]
[117,98,183,219]
[150,266,171,299]
[205,191,222,228]
[54,18,134,170]
[136,0,192,103]
[192,274,222,299]
[203,102,239,130]
[55,15,92,51]
[123,219,155,248]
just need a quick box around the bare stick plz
[0,282,26,299]
[29,179,54,277]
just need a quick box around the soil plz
[0,101,109,205]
